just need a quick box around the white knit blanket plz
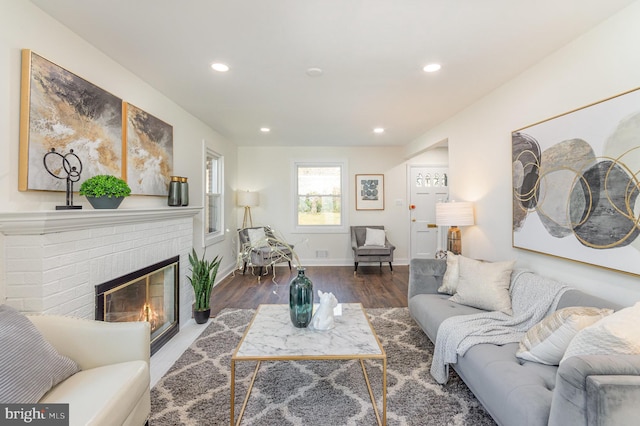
[430,270,569,384]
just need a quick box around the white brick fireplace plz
[0,207,201,327]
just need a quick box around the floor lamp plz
[237,190,259,228]
[435,201,474,255]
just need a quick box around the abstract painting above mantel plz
[512,87,640,276]
[124,103,173,196]
[19,50,123,192]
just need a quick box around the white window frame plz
[203,144,224,246]
[292,161,348,234]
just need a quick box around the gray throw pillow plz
[449,256,516,314]
[437,252,460,295]
[0,305,80,403]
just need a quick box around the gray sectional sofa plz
[408,258,640,426]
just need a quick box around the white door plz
[409,166,449,259]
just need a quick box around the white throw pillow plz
[247,228,269,248]
[516,306,613,365]
[0,305,79,403]
[449,256,516,314]
[438,252,460,295]
[364,228,386,246]
[561,301,640,364]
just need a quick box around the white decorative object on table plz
[310,290,338,331]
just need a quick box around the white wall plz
[237,145,425,266]
[0,2,239,302]
[404,1,640,305]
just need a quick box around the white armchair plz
[27,315,151,426]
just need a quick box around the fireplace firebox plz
[95,256,179,355]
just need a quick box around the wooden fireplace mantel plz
[0,207,202,235]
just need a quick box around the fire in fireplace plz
[95,256,179,355]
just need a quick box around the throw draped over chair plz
[238,226,294,278]
[350,225,395,273]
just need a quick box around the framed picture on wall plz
[124,102,173,196]
[512,86,640,276]
[19,49,123,192]
[356,174,384,210]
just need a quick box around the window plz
[205,147,224,245]
[294,162,347,233]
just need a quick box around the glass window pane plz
[207,194,220,233]
[296,165,342,226]
[204,148,223,242]
[298,166,341,195]
[206,156,218,193]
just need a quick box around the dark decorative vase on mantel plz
[289,267,313,328]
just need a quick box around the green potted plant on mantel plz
[188,248,222,324]
[79,174,131,209]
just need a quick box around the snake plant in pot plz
[187,248,222,324]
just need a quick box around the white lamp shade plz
[237,191,259,207]
[435,201,474,226]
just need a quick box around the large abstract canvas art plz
[124,103,173,196]
[19,50,123,191]
[512,88,640,275]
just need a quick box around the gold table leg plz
[383,357,387,425]
[360,358,387,426]
[230,360,235,426]
[231,361,261,426]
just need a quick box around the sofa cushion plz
[364,227,386,246]
[408,293,485,342]
[438,252,460,295]
[356,246,391,256]
[449,257,515,314]
[40,360,149,425]
[562,301,640,363]
[0,305,79,403]
[455,342,557,426]
[517,306,613,365]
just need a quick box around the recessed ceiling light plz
[306,67,324,77]
[211,63,230,72]
[260,127,270,133]
[373,127,385,134]
[423,63,441,73]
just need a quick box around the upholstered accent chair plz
[238,226,294,278]
[350,225,395,273]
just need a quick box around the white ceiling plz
[31,0,635,147]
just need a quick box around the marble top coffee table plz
[230,303,387,425]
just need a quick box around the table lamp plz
[435,201,474,255]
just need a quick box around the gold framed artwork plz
[512,87,640,276]
[356,174,384,210]
[19,49,173,197]
[124,103,173,196]
[19,50,123,192]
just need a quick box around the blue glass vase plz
[289,268,313,328]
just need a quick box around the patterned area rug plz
[151,307,496,425]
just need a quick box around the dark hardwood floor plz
[209,264,409,317]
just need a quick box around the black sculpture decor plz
[43,148,83,210]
